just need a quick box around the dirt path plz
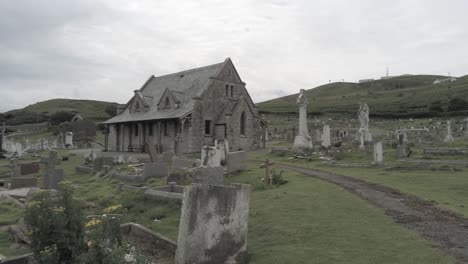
[275,163,468,263]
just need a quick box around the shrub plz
[25,182,85,264]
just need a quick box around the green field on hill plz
[257,75,468,118]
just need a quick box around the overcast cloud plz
[1,0,467,112]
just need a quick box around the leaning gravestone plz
[175,183,251,264]
[162,151,175,164]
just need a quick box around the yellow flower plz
[53,206,65,213]
[87,240,94,247]
[103,204,122,213]
[85,218,102,228]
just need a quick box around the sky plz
[1,0,467,112]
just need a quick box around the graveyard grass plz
[226,166,455,264]
[262,146,468,217]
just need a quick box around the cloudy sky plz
[1,0,467,112]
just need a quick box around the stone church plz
[103,58,266,154]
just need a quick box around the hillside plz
[3,99,122,125]
[257,75,468,118]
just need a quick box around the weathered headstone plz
[226,151,247,173]
[321,124,331,148]
[200,146,221,167]
[192,166,224,185]
[19,163,40,176]
[93,157,113,171]
[65,132,74,147]
[11,177,38,189]
[373,141,383,165]
[43,169,64,189]
[293,89,313,150]
[175,184,251,264]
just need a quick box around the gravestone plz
[19,163,40,176]
[200,146,221,167]
[293,89,313,150]
[215,139,229,165]
[65,132,74,147]
[321,124,331,148]
[373,141,383,165]
[357,103,372,149]
[175,184,251,264]
[226,151,247,173]
[191,166,224,185]
[143,162,168,178]
[10,177,38,189]
[165,172,190,185]
[43,169,64,189]
[42,150,64,189]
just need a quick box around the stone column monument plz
[444,120,454,142]
[293,89,313,150]
[357,103,372,149]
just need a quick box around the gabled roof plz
[104,59,229,124]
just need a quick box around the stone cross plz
[260,159,275,185]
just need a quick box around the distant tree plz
[50,111,76,126]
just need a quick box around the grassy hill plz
[4,99,121,124]
[257,75,468,118]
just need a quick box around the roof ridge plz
[153,61,224,79]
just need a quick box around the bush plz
[448,98,468,112]
[50,111,77,126]
[25,182,85,264]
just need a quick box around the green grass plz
[226,166,455,264]
[257,74,468,118]
[0,200,23,226]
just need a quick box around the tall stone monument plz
[357,103,372,149]
[321,124,331,148]
[293,89,313,150]
[444,120,454,143]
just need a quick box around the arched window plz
[165,97,170,108]
[240,112,246,135]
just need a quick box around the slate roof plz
[103,60,226,124]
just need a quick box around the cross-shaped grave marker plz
[260,159,275,185]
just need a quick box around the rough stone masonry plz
[175,183,251,264]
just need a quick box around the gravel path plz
[276,163,468,263]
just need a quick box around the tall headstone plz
[373,141,383,165]
[293,89,313,150]
[444,121,454,142]
[175,184,250,264]
[321,124,331,148]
